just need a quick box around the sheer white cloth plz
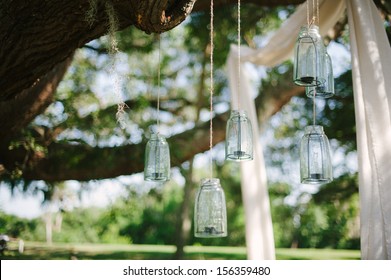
[347,0,391,259]
[227,0,391,259]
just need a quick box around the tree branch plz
[0,0,197,101]
[256,68,304,128]
[1,113,228,182]
[192,0,304,12]
[0,57,73,145]
[1,74,306,183]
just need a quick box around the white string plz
[157,34,161,134]
[209,0,214,179]
[237,0,241,110]
[307,0,310,27]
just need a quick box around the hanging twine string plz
[316,0,319,26]
[209,0,214,179]
[237,0,241,110]
[156,34,161,134]
[306,0,316,27]
[312,0,319,126]
[313,88,317,126]
[306,0,310,27]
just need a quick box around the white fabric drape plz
[228,45,276,260]
[237,0,346,67]
[346,0,391,259]
[227,0,391,259]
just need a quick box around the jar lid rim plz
[304,125,324,133]
[149,133,167,140]
[230,109,248,114]
[200,178,221,185]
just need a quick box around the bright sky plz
[0,171,185,219]
[0,180,126,219]
[0,186,43,219]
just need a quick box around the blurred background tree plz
[1,0,390,259]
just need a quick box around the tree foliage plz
[1,0,390,256]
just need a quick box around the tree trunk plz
[174,43,209,259]
[174,160,195,259]
[54,212,63,233]
[44,212,53,245]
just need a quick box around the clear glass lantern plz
[194,178,227,238]
[225,110,253,161]
[306,52,334,98]
[144,133,170,182]
[293,25,326,87]
[300,125,332,184]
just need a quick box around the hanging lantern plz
[300,125,332,184]
[194,178,227,238]
[293,25,326,87]
[144,133,170,182]
[306,51,334,98]
[225,110,253,161]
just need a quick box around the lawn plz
[1,241,360,260]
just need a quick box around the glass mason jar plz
[194,178,227,238]
[306,51,334,98]
[144,133,170,182]
[293,25,326,87]
[300,125,333,184]
[225,110,253,161]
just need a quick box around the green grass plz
[1,241,360,260]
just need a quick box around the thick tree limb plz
[256,69,304,128]
[1,73,303,182]
[0,0,307,144]
[0,0,196,101]
[193,0,304,12]
[0,57,73,145]
[0,0,308,102]
[1,113,228,182]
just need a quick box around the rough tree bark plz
[0,0,306,156]
[0,112,228,181]
[0,0,304,102]
[0,58,72,145]
[0,0,197,102]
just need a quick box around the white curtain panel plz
[227,0,390,259]
[228,45,276,260]
[347,0,391,260]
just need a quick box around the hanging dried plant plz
[85,0,128,129]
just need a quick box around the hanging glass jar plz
[225,110,253,161]
[293,25,326,87]
[306,51,334,98]
[194,178,227,238]
[144,133,170,182]
[300,125,332,184]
